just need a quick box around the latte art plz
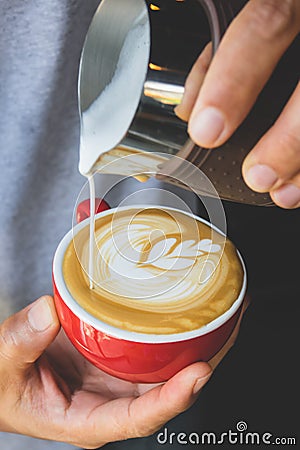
[64,208,244,334]
[83,210,221,301]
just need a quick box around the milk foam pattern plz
[65,207,243,334]
[79,208,223,307]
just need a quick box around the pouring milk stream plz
[79,11,152,288]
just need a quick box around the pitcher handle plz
[197,0,244,54]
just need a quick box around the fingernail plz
[273,184,300,208]
[245,164,278,192]
[174,104,189,122]
[189,107,225,146]
[174,105,180,116]
[174,105,185,121]
[28,297,54,332]
[193,372,212,394]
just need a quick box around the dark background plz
[104,0,300,447]
[104,201,300,449]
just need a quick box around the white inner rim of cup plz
[53,205,247,344]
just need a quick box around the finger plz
[208,296,250,370]
[271,176,300,209]
[188,0,300,147]
[122,362,212,437]
[77,362,212,447]
[175,42,212,121]
[242,81,300,208]
[0,296,60,370]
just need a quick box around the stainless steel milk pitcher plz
[79,0,300,205]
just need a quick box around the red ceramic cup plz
[53,203,247,383]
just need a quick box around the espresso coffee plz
[63,207,243,334]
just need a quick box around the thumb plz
[133,362,212,436]
[0,296,60,370]
[99,362,212,442]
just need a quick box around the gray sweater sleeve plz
[0,0,100,320]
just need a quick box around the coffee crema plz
[63,207,243,334]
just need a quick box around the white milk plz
[80,18,150,289]
[88,176,96,289]
[79,18,150,176]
